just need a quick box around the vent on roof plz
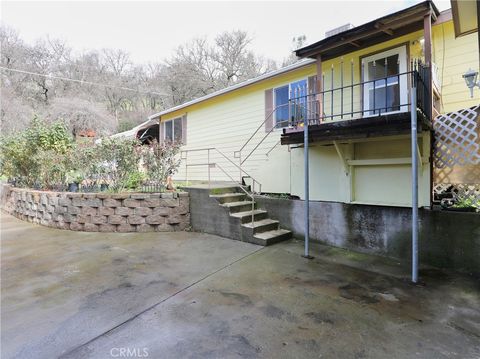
[325,23,354,38]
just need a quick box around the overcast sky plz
[1,0,451,65]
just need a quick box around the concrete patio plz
[1,213,479,358]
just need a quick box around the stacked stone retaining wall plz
[0,184,190,232]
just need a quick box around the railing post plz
[239,151,242,184]
[411,79,419,284]
[207,149,211,189]
[251,181,255,224]
[303,106,313,260]
[185,151,188,186]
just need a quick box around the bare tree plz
[0,25,282,136]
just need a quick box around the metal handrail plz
[236,103,290,156]
[183,160,257,223]
[181,147,263,193]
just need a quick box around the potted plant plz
[66,170,84,192]
[442,197,478,213]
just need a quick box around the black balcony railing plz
[286,61,431,127]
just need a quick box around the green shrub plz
[142,140,181,186]
[0,117,74,187]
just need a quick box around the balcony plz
[281,62,433,145]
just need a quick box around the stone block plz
[66,193,83,199]
[81,206,97,216]
[55,221,69,230]
[82,193,96,199]
[123,198,142,208]
[95,193,110,199]
[111,193,129,200]
[42,212,52,221]
[115,207,133,216]
[54,206,67,214]
[130,194,149,199]
[63,213,75,223]
[48,196,58,206]
[128,215,145,225]
[69,222,84,231]
[99,224,116,232]
[84,198,102,207]
[159,199,178,208]
[167,215,181,224]
[84,223,99,232]
[137,224,155,232]
[108,215,126,225]
[134,207,152,216]
[142,198,161,207]
[157,223,175,232]
[58,197,72,207]
[72,197,85,206]
[91,215,107,224]
[176,204,189,215]
[176,221,188,231]
[99,207,115,216]
[161,192,174,199]
[67,206,81,215]
[145,214,165,225]
[76,214,89,224]
[152,207,170,216]
[103,198,121,207]
[178,192,189,198]
[117,223,135,232]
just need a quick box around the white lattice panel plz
[433,105,480,168]
[433,105,480,208]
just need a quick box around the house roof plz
[451,0,479,38]
[148,58,316,120]
[295,0,440,60]
[111,118,158,139]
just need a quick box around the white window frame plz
[362,45,408,116]
[163,116,183,142]
[273,78,308,128]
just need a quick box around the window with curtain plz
[274,79,307,127]
[164,117,183,142]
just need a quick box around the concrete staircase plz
[210,186,292,246]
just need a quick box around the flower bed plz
[0,184,189,232]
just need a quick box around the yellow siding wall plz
[167,65,316,194]
[161,17,476,208]
[432,21,479,112]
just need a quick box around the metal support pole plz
[411,87,418,283]
[302,112,313,259]
[207,149,211,189]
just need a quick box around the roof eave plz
[295,1,440,59]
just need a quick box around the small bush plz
[0,118,182,193]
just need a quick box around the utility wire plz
[0,66,167,97]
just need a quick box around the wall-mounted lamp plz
[462,68,479,98]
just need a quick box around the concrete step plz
[253,229,292,246]
[209,186,242,195]
[210,193,247,204]
[230,209,268,224]
[222,201,256,213]
[241,218,279,234]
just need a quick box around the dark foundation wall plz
[254,196,480,276]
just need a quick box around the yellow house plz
[148,1,479,209]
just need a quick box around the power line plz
[0,66,167,97]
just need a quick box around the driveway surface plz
[1,213,479,358]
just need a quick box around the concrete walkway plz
[1,213,479,358]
